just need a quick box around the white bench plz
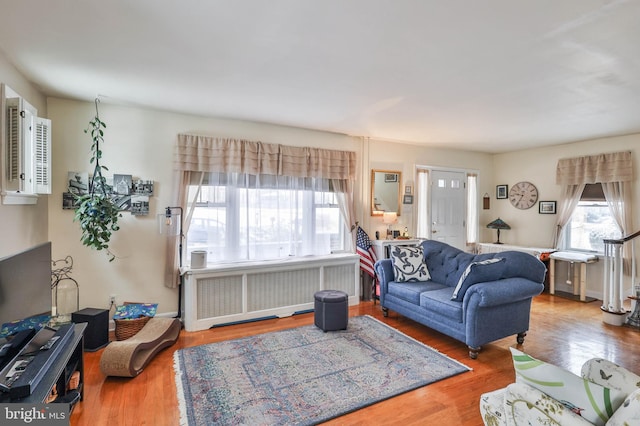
[549,251,598,302]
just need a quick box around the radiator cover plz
[182,254,359,331]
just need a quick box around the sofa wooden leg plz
[517,332,526,345]
[468,346,481,359]
[382,307,388,317]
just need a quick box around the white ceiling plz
[1,0,639,153]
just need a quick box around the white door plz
[430,170,466,250]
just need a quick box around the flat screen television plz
[0,242,52,329]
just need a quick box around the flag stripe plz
[356,226,377,277]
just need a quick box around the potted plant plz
[72,99,121,261]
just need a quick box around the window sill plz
[182,253,359,275]
[2,191,39,205]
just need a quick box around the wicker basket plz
[114,315,151,341]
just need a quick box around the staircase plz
[602,230,640,326]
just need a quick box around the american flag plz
[356,226,377,277]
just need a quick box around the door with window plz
[429,170,467,250]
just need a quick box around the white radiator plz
[182,254,359,331]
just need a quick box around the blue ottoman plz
[314,290,348,331]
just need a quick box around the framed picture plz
[404,185,412,194]
[403,195,413,204]
[384,173,398,183]
[539,201,556,214]
[496,185,508,199]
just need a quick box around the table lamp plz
[383,212,398,239]
[487,218,510,244]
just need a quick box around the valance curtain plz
[553,151,634,271]
[164,134,357,288]
[173,134,356,179]
[556,151,633,186]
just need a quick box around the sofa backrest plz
[422,240,475,287]
[421,240,546,287]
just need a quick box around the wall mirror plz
[371,169,402,216]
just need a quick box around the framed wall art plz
[539,201,556,214]
[496,185,508,199]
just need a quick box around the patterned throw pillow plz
[113,303,158,320]
[390,246,430,282]
[0,314,51,338]
[451,257,505,301]
[510,348,626,426]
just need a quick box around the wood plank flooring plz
[70,293,640,426]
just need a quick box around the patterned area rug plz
[174,315,470,425]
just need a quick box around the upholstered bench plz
[100,317,181,377]
[314,290,348,331]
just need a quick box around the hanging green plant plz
[72,98,121,261]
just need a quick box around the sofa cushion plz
[451,257,506,301]
[388,281,447,305]
[420,288,463,322]
[510,348,626,426]
[390,246,430,282]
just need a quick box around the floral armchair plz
[480,349,640,426]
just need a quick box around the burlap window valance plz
[556,151,633,185]
[174,134,356,180]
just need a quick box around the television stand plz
[0,323,86,410]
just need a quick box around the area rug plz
[174,315,470,425]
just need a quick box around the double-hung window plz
[185,173,347,263]
[564,183,621,253]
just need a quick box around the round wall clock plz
[509,181,538,210]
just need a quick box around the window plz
[2,84,51,204]
[565,184,621,253]
[185,173,347,263]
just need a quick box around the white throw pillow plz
[390,246,430,282]
[510,348,626,426]
[451,258,504,301]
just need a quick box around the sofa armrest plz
[463,278,544,308]
[606,388,640,426]
[374,259,394,301]
[581,358,640,396]
[504,383,593,426]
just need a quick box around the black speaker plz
[72,308,109,351]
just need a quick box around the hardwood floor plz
[71,293,640,426]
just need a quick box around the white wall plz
[0,51,48,257]
[47,98,362,314]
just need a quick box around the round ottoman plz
[314,290,348,331]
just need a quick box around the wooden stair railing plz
[602,229,640,326]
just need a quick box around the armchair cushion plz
[504,382,593,426]
[451,257,505,301]
[390,246,430,282]
[510,348,626,426]
[581,358,640,396]
[606,388,640,426]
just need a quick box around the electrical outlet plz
[109,294,117,307]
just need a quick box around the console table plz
[370,239,423,260]
[477,243,555,289]
[477,243,555,259]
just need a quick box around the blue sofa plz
[374,240,546,358]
